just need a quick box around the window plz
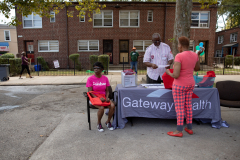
[216,50,222,57]
[189,40,194,51]
[38,40,59,52]
[120,10,139,27]
[4,30,10,41]
[23,12,42,28]
[133,40,152,51]
[230,33,237,43]
[28,45,33,53]
[50,11,55,22]
[93,11,112,27]
[147,10,153,22]
[80,15,85,22]
[218,36,224,44]
[78,40,99,51]
[191,12,209,28]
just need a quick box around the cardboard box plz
[121,71,137,87]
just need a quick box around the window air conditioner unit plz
[200,23,208,27]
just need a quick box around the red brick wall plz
[215,27,240,57]
[16,2,217,68]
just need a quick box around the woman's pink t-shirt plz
[173,51,199,86]
[86,75,110,95]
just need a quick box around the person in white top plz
[143,33,174,83]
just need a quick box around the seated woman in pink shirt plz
[86,62,115,132]
[166,36,203,137]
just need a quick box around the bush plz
[89,55,98,71]
[0,53,14,59]
[225,55,234,67]
[234,57,240,65]
[37,56,49,71]
[69,53,81,71]
[0,58,9,64]
[98,55,109,71]
[9,58,21,76]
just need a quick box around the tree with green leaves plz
[0,0,105,26]
[172,0,218,56]
[218,0,240,30]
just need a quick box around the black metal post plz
[8,58,10,75]
[123,57,124,71]
[223,57,225,75]
[74,60,75,76]
[107,56,109,75]
[37,58,39,76]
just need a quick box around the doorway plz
[103,40,113,64]
[119,40,129,64]
[24,41,34,64]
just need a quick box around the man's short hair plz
[152,33,161,40]
[178,36,189,48]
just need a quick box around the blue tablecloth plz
[112,84,227,129]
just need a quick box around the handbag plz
[87,91,111,106]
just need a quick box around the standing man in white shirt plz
[143,33,174,83]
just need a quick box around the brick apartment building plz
[16,2,217,69]
[215,26,239,57]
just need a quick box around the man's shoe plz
[184,127,193,135]
[97,124,104,132]
[105,122,114,131]
[167,131,183,137]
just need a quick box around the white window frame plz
[147,10,153,22]
[218,36,224,44]
[230,33,237,43]
[23,12,42,28]
[93,10,113,27]
[191,11,210,28]
[119,10,140,27]
[216,50,222,57]
[4,30,11,41]
[133,40,152,52]
[50,11,55,22]
[78,40,99,52]
[80,14,85,22]
[189,40,195,51]
[38,40,59,52]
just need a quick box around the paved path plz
[1,74,240,160]
[1,75,240,86]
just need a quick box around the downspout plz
[164,3,167,42]
[66,6,69,68]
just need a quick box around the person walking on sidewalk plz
[130,47,139,74]
[19,51,33,79]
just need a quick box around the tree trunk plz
[172,0,193,57]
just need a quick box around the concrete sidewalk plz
[1,75,240,86]
[29,109,240,160]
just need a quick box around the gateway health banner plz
[113,85,221,129]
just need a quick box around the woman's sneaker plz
[97,124,104,132]
[105,122,114,131]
